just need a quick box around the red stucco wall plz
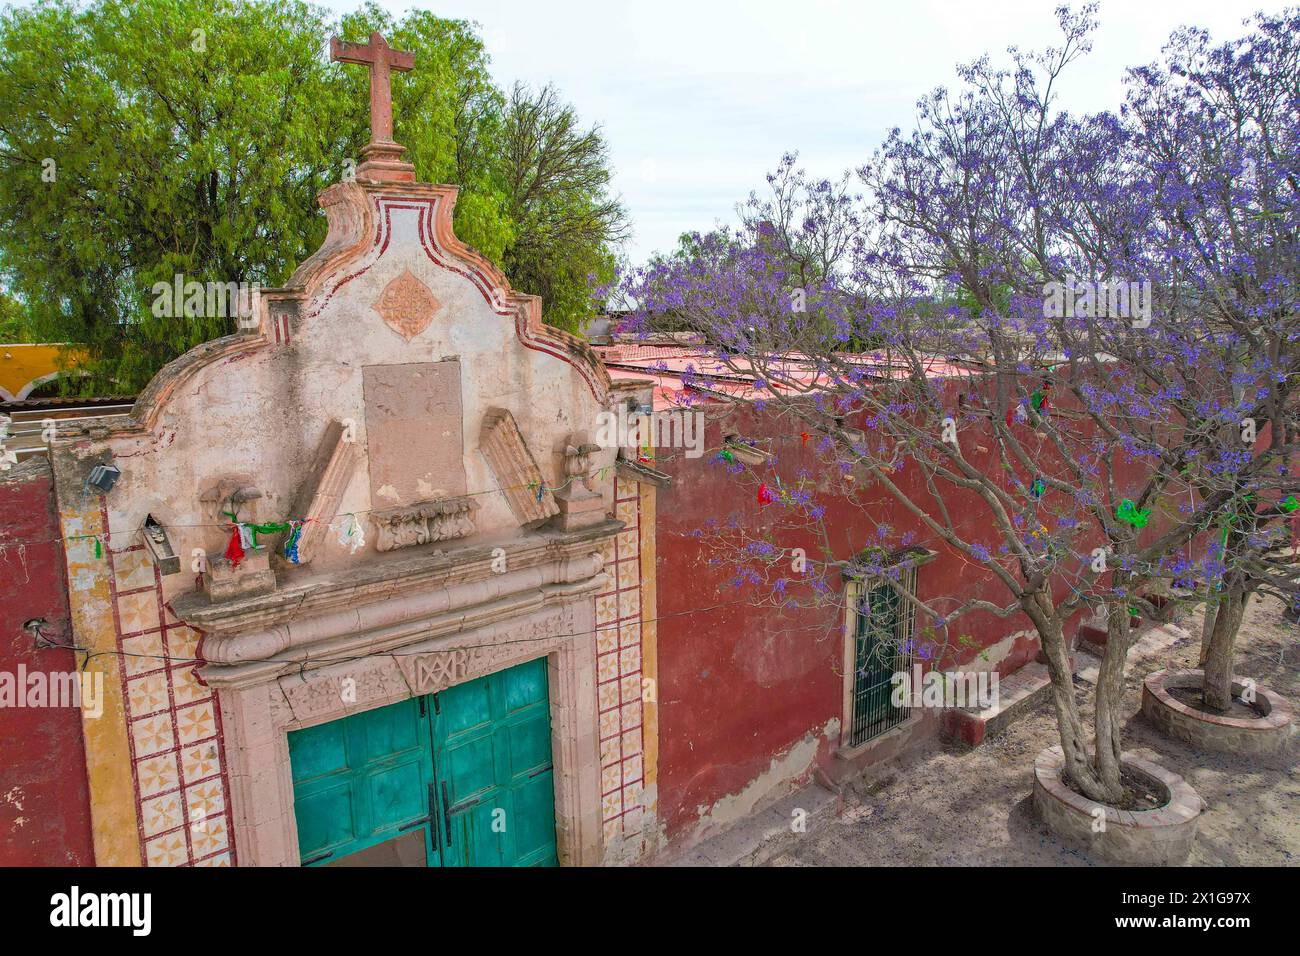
[652,393,1133,842]
[0,458,95,865]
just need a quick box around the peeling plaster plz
[691,716,839,839]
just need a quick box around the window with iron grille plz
[845,565,919,748]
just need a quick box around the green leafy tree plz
[0,0,625,391]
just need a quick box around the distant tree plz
[0,0,625,391]
[496,82,629,332]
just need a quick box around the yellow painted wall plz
[0,344,84,399]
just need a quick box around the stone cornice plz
[178,519,621,669]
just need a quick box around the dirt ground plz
[769,594,1299,866]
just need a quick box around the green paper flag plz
[1282,495,1299,514]
[1116,499,1151,529]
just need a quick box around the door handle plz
[397,783,440,850]
[441,780,452,843]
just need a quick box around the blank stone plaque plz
[362,361,467,509]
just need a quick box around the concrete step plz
[943,660,1056,746]
[1074,621,1191,685]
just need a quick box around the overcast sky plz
[341,0,1280,265]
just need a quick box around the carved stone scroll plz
[479,408,559,525]
[289,420,361,564]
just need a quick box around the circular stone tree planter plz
[1142,669,1294,757]
[1033,746,1204,864]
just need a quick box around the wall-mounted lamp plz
[86,463,122,494]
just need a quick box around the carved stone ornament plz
[372,495,479,552]
[563,440,602,493]
[372,268,440,341]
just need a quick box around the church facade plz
[27,33,662,867]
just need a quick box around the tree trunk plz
[1090,604,1131,803]
[1199,596,1218,667]
[1026,591,1116,803]
[1202,586,1246,713]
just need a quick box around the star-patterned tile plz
[135,753,180,799]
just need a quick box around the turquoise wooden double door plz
[288,657,558,867]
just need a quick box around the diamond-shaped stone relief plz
[372,268,440,341]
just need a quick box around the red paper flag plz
[224,525,245,569]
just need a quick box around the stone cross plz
[330,32,415,144]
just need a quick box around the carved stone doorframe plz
[207,597,603,866]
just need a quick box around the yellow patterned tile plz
[619,646,641,674]
[617,559,638,590]
[167,627,201,662]
[596,622,618,654]
[618,590,639,619]
[597,680,620,712]
[175,701,215,745]
[622,727,643,757]
[113,549,155,591]
[619,621,641,648]
[595,595,619,626]
[621,699,643,731]
[170,665,210,707]
[601,791,623,822]
[195,851,231,867]
[603,817,621,842]
[601,763,622,794]
[619,674,640,704]
[597,653,619,683]
[126,673,169,716]
[181,743,222,784]
[144,832,188,867]
[116,590,161,634]
[121,631,167,677]
[130,714,174,757]
[616,499,637,525]
[140,793,183,838]
[622,781,642,809]
[185,779,226,818]
[599,709,619,741]
[600,734,621,767]
[190,814,229,857]
[617,528,639,557]
[136,754,180,798]
[622,754,644,783]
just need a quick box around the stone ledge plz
[1141,668,1295,757]
[944,660,1055,746]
